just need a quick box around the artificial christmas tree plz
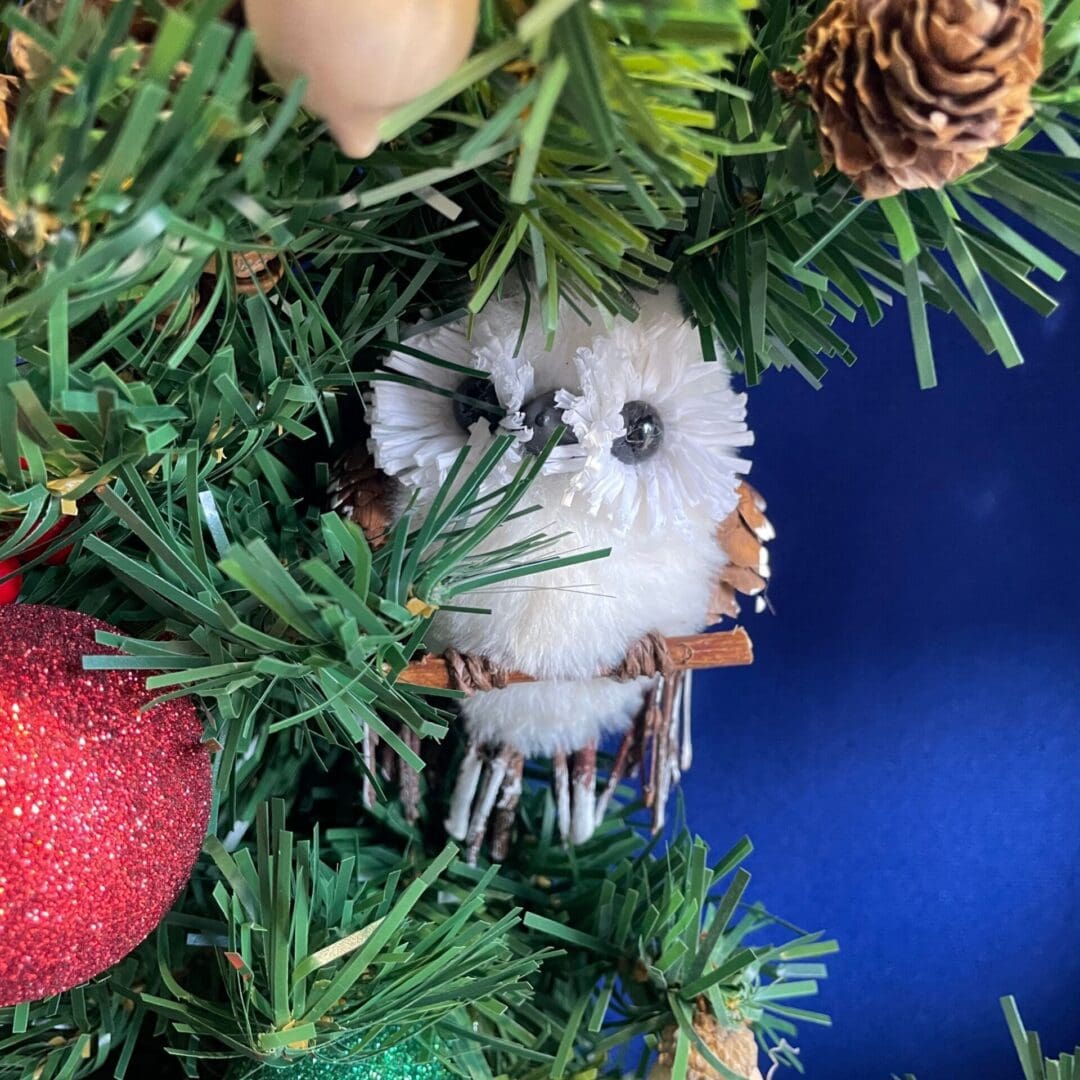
[0,0,1076,1076]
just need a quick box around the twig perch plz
[396,627,754,690]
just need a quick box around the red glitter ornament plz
[0,605,212,1005]
[15,517,77,566]
[0,560,22,606]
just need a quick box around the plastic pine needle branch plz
[1000,997,1080,1080]
[132,801,549,1070]
[897,997,1080,1080]
[68,438,603,785]
[678,0,1080,389]
[511,825,838,1079]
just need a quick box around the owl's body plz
[422,470,725,756]
[368,286,754,844]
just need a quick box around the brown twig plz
[397,628,753,690]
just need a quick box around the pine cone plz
[650,1015,764,1080]
[0,76,18,152]
[799,0,1043,199]
[10,0,196,81]
[327,443,394,549]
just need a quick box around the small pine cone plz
[327,443,394,549]
[0,75,18,151]
[650,1016,764,1080]
[9,0,198,79]
[229,250,285,296]
[801,0,1043,199]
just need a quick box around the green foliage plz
[0,0,1078,1076]
[678,0,1080,389]
[0,793,836,1079]
[367,0,759,331]
[1002,996,1080,1080]
[510,822,837,1078]
[0,965,148,1080]
[897,997,1080,1080]
[141,802,546,1070]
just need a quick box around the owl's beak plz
[521,391,579,456]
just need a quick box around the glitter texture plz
[246,1034,454,1080]
[0,604,212,1005]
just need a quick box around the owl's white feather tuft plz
[556,307,753,536]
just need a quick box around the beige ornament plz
[650,1015,764,1080]
[243,0,480,158]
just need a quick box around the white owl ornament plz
[348,287,773,859]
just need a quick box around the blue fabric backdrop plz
[687,260,1080,1078]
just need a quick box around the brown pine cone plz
[799,0,1043,199]
[0,76,18,152]
[327,443,394,549]
[649,1015,764,1080]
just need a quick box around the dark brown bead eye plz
[522,391,578,456]
[612,400,663,464]
[452,376,503,432]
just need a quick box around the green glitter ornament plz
[234,1031,456,1080]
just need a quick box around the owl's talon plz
[551,743,602,846]
[361,726,380,809]
[595,726,637,821]
[399,727,422,824]
[569,743,598,845]
[448,742,526,864]
[464,753,507,865]
[553,751,571,845]
[489,751,524,863]
[446,739,484,842]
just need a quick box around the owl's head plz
[367,288,753,538]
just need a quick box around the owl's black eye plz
[522,391,578,456]
[452,376,504,432]
[612,400,663,464]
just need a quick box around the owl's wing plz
[708,482,774,622]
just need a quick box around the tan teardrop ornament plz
[243,0,480,159]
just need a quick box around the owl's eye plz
[612,400,664,464]
[452,376,504,432]
[522,390,578,456]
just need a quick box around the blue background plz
[688,257,1080,1078]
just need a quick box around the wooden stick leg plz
[399,725,421,824]
[596,724,636,821]
[652,674,680,835]
[361,725,380,809]
[489,751,524,863]
[679,671,694,772]
[445,739,484,841]
[553,751,571,845]
[464,749,510,866]
[570,742,598,845]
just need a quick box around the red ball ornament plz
[21,517,77,566]
[0,605,212,1005]
[0,559,23,606]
